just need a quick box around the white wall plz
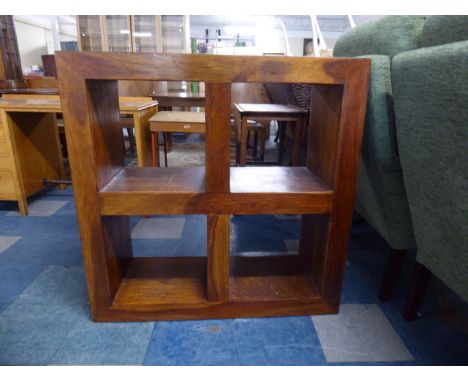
[13,16,77,73]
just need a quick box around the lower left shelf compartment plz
[112,257,209,310]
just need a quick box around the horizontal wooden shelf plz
[109,255,330,320]
[99,166,333,215]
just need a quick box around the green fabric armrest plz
[354,55,415,249]
[392,41,468,301]
[333,16,427,58]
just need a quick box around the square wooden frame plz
[56,52,370,321]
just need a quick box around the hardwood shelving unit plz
[56,52,370,322]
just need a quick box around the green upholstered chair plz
[333,16,427,301]
[391,16,468,319]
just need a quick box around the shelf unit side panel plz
[320,72,371,303]
[57,59,133,317]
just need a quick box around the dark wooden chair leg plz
[253,130,258,158]
[274,121,282,143]
[167,132,173,152]
[126,127,136,153]
[379,249,407,301]
[163,132,169,167]
[258,126,266,162]
[404,262,432,321]
[278,121,286,164]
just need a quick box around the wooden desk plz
[151,91,205,108]
[0,95,158,215]
[234,103,307,166]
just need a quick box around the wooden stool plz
[233,103,307,166]
[149,111,206,167]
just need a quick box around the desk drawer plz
[0,141,10,157]
[0,171,16,195]
[0,156,10,170]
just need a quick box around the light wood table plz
[149,111,205,167]
[0,95,158,215]
[233,103,307,166]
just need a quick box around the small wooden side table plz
[233,103,307,166]
[149,111,206,167]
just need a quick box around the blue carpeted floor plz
[0,187,467,365]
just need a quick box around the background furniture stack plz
[333,15,468,318]
[56,52,370,322]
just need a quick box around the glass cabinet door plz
[78,16,103,51]
[105,16,132,52]
[161,15,187,53]
[132,16,160,53]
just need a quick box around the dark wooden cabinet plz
[0,16,23,81]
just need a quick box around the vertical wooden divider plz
[205,82,231,302]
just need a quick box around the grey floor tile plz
[131,217,185,239]
[0,236,21,255]
[18,265,88,306]
[6,200,68,217]
[0,302,87,365]
[50,319,154,365]
[312,304,414,363]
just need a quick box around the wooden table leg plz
[151,131,160,167]
[134,107,157,167]
[292,116,304,166]
[18,198,28,216]
[239,117,249,166]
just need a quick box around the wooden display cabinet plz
[77,16,190,54]
[56,52,370,322]
[0,16,23,81]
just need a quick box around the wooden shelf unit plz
[56,52,370,322]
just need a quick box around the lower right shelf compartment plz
[229,254,320,303]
